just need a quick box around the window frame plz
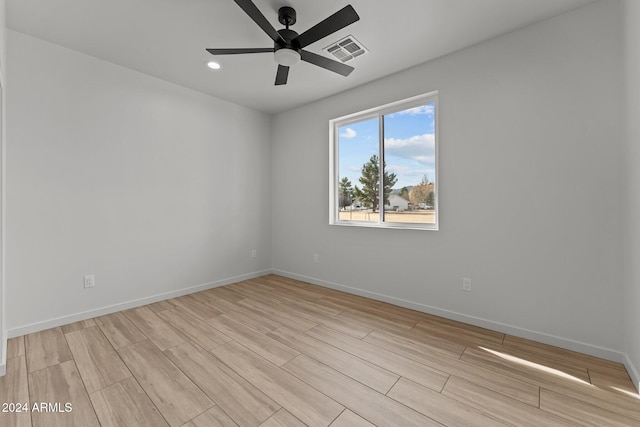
[329,91,439,231]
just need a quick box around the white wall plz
[623,0,640,390]
[5,31,272,334]
[272,1,625,359]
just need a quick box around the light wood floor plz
[1,275,638,427]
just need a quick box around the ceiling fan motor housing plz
[275,28,300,52]
[275,6,300,53]
[274,28,301,66]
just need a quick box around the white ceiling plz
[7,0,599,114]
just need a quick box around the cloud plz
[386,165,436,188]
[386,165,435,179]
[340,128,357,139]
[389,104,435,117]
[386,165,433,176]
[384,134,435,166]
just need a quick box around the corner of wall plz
[0,0,7,378]
[623,0,640,394]
[624,354,640,393]
[0,329,6,377]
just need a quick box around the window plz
[330,92,438,230]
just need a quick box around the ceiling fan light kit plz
[274,48,300,66]
[207,0,360,85]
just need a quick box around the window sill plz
[330,220,439,231]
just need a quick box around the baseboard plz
[7,269,272,338]
[272,269,626,364]
[624,353,640,394]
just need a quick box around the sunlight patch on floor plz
[479,347,593,386]
[610,386,640,399]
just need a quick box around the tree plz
[399,186,410,201]
[338,177,353,210]
[426,190,435,209]
[409,175,432,208]
[352,155,398,212]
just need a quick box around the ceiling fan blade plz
[295,5,360,48]
[300,50,354,77]
[275,65,290,85]
[207,48,273,55]
[233,0,284,43]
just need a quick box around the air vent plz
[323,35,368,63]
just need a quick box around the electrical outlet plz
[463,278,471,292]
[313,254,319,263]
[251,249,257,258]
[84,274,95,288]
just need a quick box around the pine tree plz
[352,155,398,212]
[338,177,353,209]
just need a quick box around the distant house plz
[343,198,363,210]
[385,194,410,211]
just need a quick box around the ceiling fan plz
[207,0,360,85]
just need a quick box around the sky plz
[338,103,436,191]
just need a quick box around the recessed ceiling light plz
[205,60,222,70]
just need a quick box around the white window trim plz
[329,91,439,231]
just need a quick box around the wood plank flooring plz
[1,274,638,426]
